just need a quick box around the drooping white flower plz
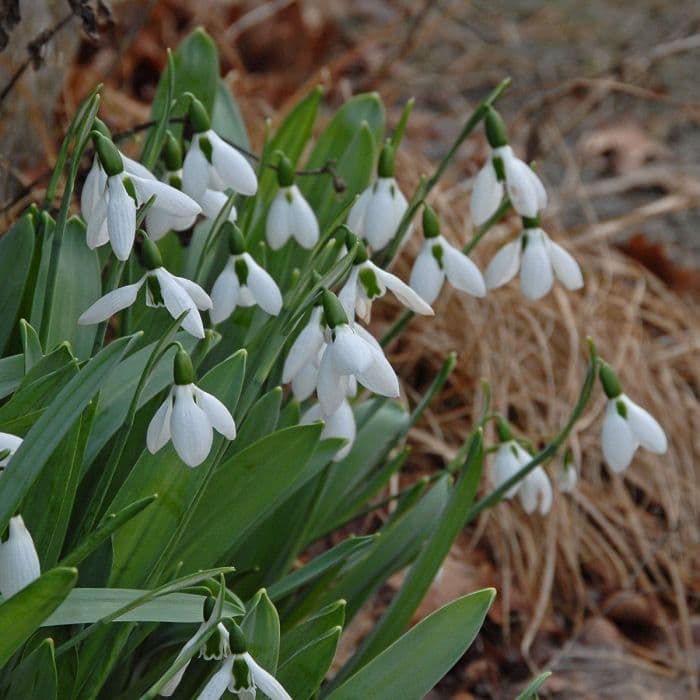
[492,439,530,499]
[282,306,325,391]
[0,515,40,599]
[339,237,433,322]
[409,206,485,305]
[78,237,211,339]
[347,142,409,251]
[519,465,553,515]
[210,224,282,323]
[266,185,319,250]
[484,223,583,300]
[302,399,356,462]
[147,349,236,468]
[0,432,22,469]
[471,108,547,225]
[557,461,578,493]
[317,290,399,416]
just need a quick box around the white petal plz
[199,189,237,222]
[601,401,639,473]
[292,362,320,401]
[209,131,258,196]
[622,396,667,454]
[409,242,445,305]
[353,335,400,398]
[484,238,521,290]
[548,239,583,291]
[338,267,360,321]
[557,464,577,493]
[171,385,213,467]
[182,143,211,200]
[107,176,136,261]
[470,161,504,226]
[375,265,434,315]
[362,179,401,250]
[282,308,324,383]
[155,268,205,338]
[78,279,144,325]
[171,275,213,311]
[519,466,553,515]
[347,186,372,235]
[492,442,526,498]
[265,191,292,250]
[245,653,292,700]
[81,157,105,221]
[288,186,319,249]
[323,399,356,461]
[330,325,373,375]
[146,208,196,241]
[520,230,553,300]
[196,657,234,700]
[317,346,349,415]
[159,659,192,697]
[210,260,240,324]
[503,153,545,218]
[0,515,41,599]
[86,196,110,250]
[243,254,282,315]
[442,240,486,297]
[195,387,236,440]
[121,154,156,181]
[146,390,174,454]
[0,433,22,467]
[300,402,324,425]
[132,176,202,218]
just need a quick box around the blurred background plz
[1,1,699,697]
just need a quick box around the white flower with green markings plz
[409,205,486,305]
[0,515,40,600]
[78,236,212,339]
[147,349,236,468]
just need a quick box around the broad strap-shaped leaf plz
[5,637,58,700]
[241,589,280,672]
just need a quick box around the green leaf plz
[42,588,241,626]
[20,319,43,371]
[211,79,250,150]
[0,213,35,354]
[5,637,57,700]
[0,354,23,400]
[0,334,137,532]
[279,600,345,666]
[516,671,552,700]
[241,589,280,672]
[326,589,495,700]
[0,567,77,669]
[231,385,282,453]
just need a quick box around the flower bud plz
[422,204,440,239]
[599,361,622,399]
[322,289,349,329]
[276,152,295,188]
[188,96,211,134]
[174,348,195,386]
[377,141,395,178]
[485,107,508,148]
[92,132,124,177]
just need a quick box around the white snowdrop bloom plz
[484,223,583,300]
[339,238,433,322]
[409,205,485,305]
[302,399,356,462]
[0,515,40,600]
[317,290,399,416]
[0,432,22,469]
[78,237,212,339]
[210,224,282,323]
[557,461,578,493]
[266,185,319,250]
[492,439,530,499]
[470,108,547,225]
[282,306,324,381]
[519,465,553,515]
[346,142,409,251]
[147,350,236,468]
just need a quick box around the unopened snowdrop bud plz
[0,432,22,469]
[339,231,432,322]
[182,97,257,199]
[557,449,578,493]
[265,152,319,250]
[409,205,486,305]
[210,223,283,323]
[0,515,41,599]
[347,141,409,251]
[471,107,547,226]
[302,399,356,461]
[146,349,236,468]
[599,362,667,472]
[484,217,583,300]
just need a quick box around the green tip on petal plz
[174,348,195,386]
[92,132,123,177]
[485,107,509,148]
[322,289,348,329]
[189,96,211,134]
[276,152,295,187]
[225,222,246,255]
[141,234,163,270]
[164,131,183,171]
[496,417,513,442]
[422,204,440,239]
[599,361,622,399]
[377,140,395,178]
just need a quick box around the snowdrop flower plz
[282,305,325,398]
[210,223,283,323]
[492,438,530,499]
[266,154,319,250]
[484,216,583,300]
[317,290,399,415]
[409,205,486,305]
[85,133,201,260]
[182,97,257,200]
[339,234,433,322]
[519,466,553,515]
[147,349,236,468]
[599,362,667,473]
[471,107,547,225]
[557,450,578,493]
[347,143,409,251]
[197,622,291,700]
[302,399,356,462]
[0,515,40,599]
[0,432,22,469]
[79,236,212,339]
